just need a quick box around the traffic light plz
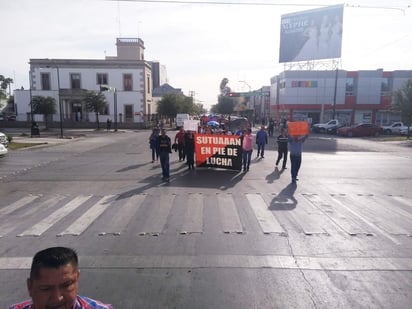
[229,92,240,97]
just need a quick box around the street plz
[0,129,411,308]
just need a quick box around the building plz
[14,38,160,127]
[270,69,412,126]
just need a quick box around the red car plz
[337,123,383,137]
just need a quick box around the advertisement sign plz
[195,134,242,170]
[279,4,344,63]
[287,121,309,136]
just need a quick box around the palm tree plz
[83,91,107,129]
[32,96,57,130]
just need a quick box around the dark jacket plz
[277,134,288,152]
[156,135,172,153]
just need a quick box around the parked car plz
[0,132,9,147]
[6,115,16,121]
[400,127,412,135]
[312,119,342,133]
[0,114,4,121]
[382,122,408,135]
[337,123,383,137]
[0,143,8,156]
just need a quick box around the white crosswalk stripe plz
[0,192,411,240]
[246,193,285,234]
[57,195,115,236]
[17,195,93,237]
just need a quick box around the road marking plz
[17,195,93,237]
[57,195,115,236]
[246,193,285,234]
[180,193,203,234]
[99,194,146,236]
[0,195,40,216]
[137,194,175,236]
[1,255,412,271]
[217,193,243,233]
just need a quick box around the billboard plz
[279,4,344,63]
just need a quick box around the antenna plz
[117,0,122,37]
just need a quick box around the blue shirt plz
[288,135,308,155]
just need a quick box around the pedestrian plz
[255,125,268,158]
[288,134,308,183]
[268,118,275,137]
[242,128,253,172]
[174,127,186,161]
[157,128,172,182]
[276,128,288,169]
[106,118,112,132]
[185,131,196,170]
[8,246,113,309]
[149,127,160,163]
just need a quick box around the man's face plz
[27,263,79,309]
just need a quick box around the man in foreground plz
[8,246,113,309]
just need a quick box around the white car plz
[0,143,8,156]
[0,132,8,148]
[400,127,412,135]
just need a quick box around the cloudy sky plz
[1,0,411,108]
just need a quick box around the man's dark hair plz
[30,247,79,280]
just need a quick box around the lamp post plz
[29,70,33,137]
[238,80,251,92]
[114,87,118,132]
[56,67,63,138]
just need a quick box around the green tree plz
[392,79,412,138]
[0,75,13,101]
[84,91,107,129]
[216,96,235,115]
[32,96,57,129]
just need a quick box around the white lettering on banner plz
[206,157,233,166]
[196,136,241,146]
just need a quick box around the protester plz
[268,118,275,137]
[184,131,196,170]
[276,128,288,169]
[242,128,254,172]
[157,128,172,182]
[174,128,186,161]
[8,247,113,309]
[288,134,308,183]
[149,127,160,163]
[255,125,268,158]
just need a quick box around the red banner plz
[195,134,243,170]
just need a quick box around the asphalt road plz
[0,129,411,308]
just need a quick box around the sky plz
[1,0,411,109]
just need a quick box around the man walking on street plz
[256,125,268,158]
[288,134,308,183]
[276,128,288,169]
[157,129,172,182]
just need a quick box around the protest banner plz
[184,120,199,132]
[287,121,309,136]
[195,134,242,170]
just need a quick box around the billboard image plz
[279,4,344,63]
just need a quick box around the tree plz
[157,93,195,116]
[32,96,57,129]
[216,96,235,115]
[0,75,13,101]
[392,79,412,138]
[84,91,107,129]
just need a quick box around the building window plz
[147,75,151,94]
[70,74,81,89]
[123,74,133,91]
[97,73,108,85]
[345,77,354,95]
[41,73,51,90]
[381,77,392,96]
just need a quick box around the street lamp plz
[56,67,63,138]
[238,80,251,92]
[100,85,117,132]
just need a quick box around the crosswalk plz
[0,192,411,241]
